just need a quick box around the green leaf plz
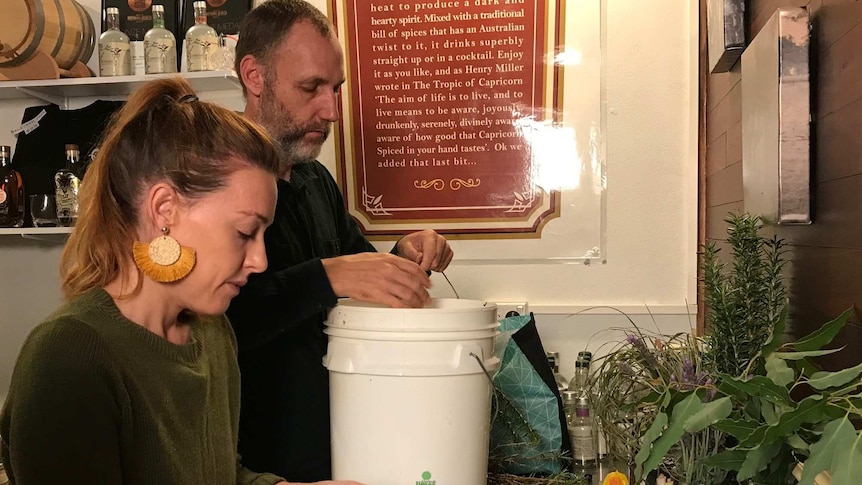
[786,433,809,452]
[719,374,791,405]
[762,305,789,357]
[636,393,703,481]
[799,418,856,485]
[831,397,862,414]
[744,397,762,421]
[772,348,844,360]
[713,418,760,441]
[738,439,782,480]
[702,449,747,471]
[766,356,795,387]
[796,357,822,378]
[634,411,668,480]
[807,361,862,390]
[830,426,862,485]
[737,424,769,448]
[682,396,732,433]
[762,396,828,444]
[793,308,853,352]
[761,398,779,426]
[767,445,797,483]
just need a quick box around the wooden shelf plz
[0,71,240,106]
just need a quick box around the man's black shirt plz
[226,161,375,482]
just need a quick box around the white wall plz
[0,0,698,403]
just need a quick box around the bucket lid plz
[326,298,497,332]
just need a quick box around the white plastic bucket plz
[323,298,500,485]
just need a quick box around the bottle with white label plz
[569,396,598,468]
[144,4,177,74]
[185,1,218,71]
[98,7,131,76]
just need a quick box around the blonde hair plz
[60,77,281,299]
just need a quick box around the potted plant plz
[595,214,862,484]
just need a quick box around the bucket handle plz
[470,351,496,385]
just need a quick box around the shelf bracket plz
[17,87,67,109]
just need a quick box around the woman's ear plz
[144,183,180,234]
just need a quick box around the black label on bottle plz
[181,0,250,36]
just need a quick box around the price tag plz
[11,109,47,136]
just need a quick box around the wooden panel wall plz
[705,0,862,370]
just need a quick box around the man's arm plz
[226,258,337,351]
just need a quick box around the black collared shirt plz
[226,160,375,482]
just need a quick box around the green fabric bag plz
[489,313,572,475]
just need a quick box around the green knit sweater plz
[0,288,284,485]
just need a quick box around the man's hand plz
[395,229,453,272]
[322,253,432,308]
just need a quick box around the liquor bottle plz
[569,351,593,396]
[0,146,24,228]
[144,4,178,74]
[98,7,132,76]
[546,351,569,392]
[185,1,218,72]
[55,144,82,227]
[569,396,598,468]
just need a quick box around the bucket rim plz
[333,298,496,314]
[324,327,500,341]
[324,321,500,332]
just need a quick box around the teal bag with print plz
[489,313,572,475]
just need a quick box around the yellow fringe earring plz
[133,227,196,283]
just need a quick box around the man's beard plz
[257,80,331,170]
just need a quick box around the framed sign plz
[331,0,605,261]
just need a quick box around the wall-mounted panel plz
[741,6,811,225]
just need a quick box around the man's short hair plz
[235,0,334,95]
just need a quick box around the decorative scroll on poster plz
[332,0,605,260]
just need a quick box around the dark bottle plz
[0,145,24,228]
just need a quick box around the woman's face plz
[169,164,277,315]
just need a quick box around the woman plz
[0,78,361,485]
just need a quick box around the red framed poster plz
[330,0,605,263]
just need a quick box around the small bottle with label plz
[144,4,178,74]
[98,7,131,76]
[185,1,218,71]
[570,396,598,468]
[54,144,82,227]
[0,146,24,228]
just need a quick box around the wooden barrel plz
[0,0,96,70]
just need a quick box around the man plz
[227,1,454,481]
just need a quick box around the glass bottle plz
[0,146,24,228]
[55,144,82,227]
[546,351,569,392]
[98,7,131,76]
[570,396,598,468]
[185,1,218,72]
[569,351,592,396]
[144,4,178,74]
[209,34,236,71]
